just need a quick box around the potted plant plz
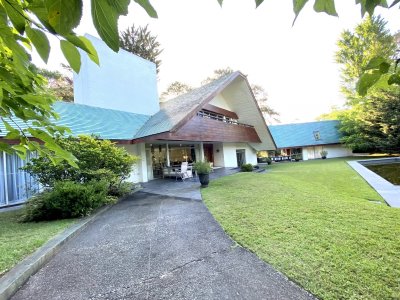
[292,153,302,162]
[193,161,212,187]
[320,150,328,159]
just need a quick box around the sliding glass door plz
[0,152,39,207]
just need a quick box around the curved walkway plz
[12,192,315,300]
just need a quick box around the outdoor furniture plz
[162,163,193,181]
[177,162,193,181]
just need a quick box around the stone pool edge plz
[347,159,400,208]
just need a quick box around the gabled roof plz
[269,120,342,148]
[134,72,238,139]
[0,102,151,140]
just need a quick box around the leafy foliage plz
[24,135,139,192]
[240,163,254,172]
[119,24,162,73]
[339,90,400,152]
[335,15,397,100]
[34,65,74,102]
[193,160,212,174]
[160,81,193,101]
[0,0,156,165]
[21,180,113,222]
[0,0,399,165]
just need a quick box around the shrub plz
[21,180,115,222]
[193,161,212,174]
[108,181,134,197]
[241,163,254,172]
[320,150,328,158]
[23,135,139,194]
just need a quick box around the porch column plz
[199,142,205,161]
[166,143,170,166]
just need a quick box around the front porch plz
[145,142,222,181]
[140,167,240,200]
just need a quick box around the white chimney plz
[73,34,160,115]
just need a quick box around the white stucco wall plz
[120,143,148,183]
[74,35,159,116]
[324,145,353,158]
[209,94,232,110]
[222,143,257,167]
[302,144,352,160]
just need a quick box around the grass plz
[0,208,75,276]
[202,158,400,300]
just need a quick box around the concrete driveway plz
[12,192,315,300]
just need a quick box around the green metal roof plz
[0,102,151,140]
[269,120,342,148]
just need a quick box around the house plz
[269,120,353,160]
[0,35,276,207]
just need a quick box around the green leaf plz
[91,0,119,51]
[217,0,223,6]
[28,0,57,34]
[26,26,50,63]
[293,0,309,24]
[65,34,99,65]
[356,0,387,16]
[365,56,388,70]
[108,0,130,15]
[60,40,81,73]
[44,0,83,35]
[379,62,391,73]
[357,71,382,96]
[313,0,338,16]
[255,0,265,7]
[3,0,26,34]
[388,74,400,85]
[2,119,20,140]
[134,0,158,18]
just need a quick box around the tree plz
[35,66,74,102]
[251,84,280,123]
[119,24,162,73]
[202,67,235,84]
[0,0,398,165]
[339,90,400,152]
[160,81,193,101]
[335,15,397,101]
[0,0,157,165]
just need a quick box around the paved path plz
[12,192,315,300]
[141,168,240,200]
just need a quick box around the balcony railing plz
[197,110,254,128]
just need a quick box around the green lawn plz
[0,209,75,276]
[202,158,400,300]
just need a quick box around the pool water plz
[366,162,400,185]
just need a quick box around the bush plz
[108,182,134,198]
[241,163,254,172]
[23,135,139,195]
[193,161,212,174]
[21,180,115,222]
[320,150,328,158]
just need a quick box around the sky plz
[32,0,400,124]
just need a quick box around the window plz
[0,152,39,207]
[313,131,321,141]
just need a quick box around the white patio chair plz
[178,162,193,181]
